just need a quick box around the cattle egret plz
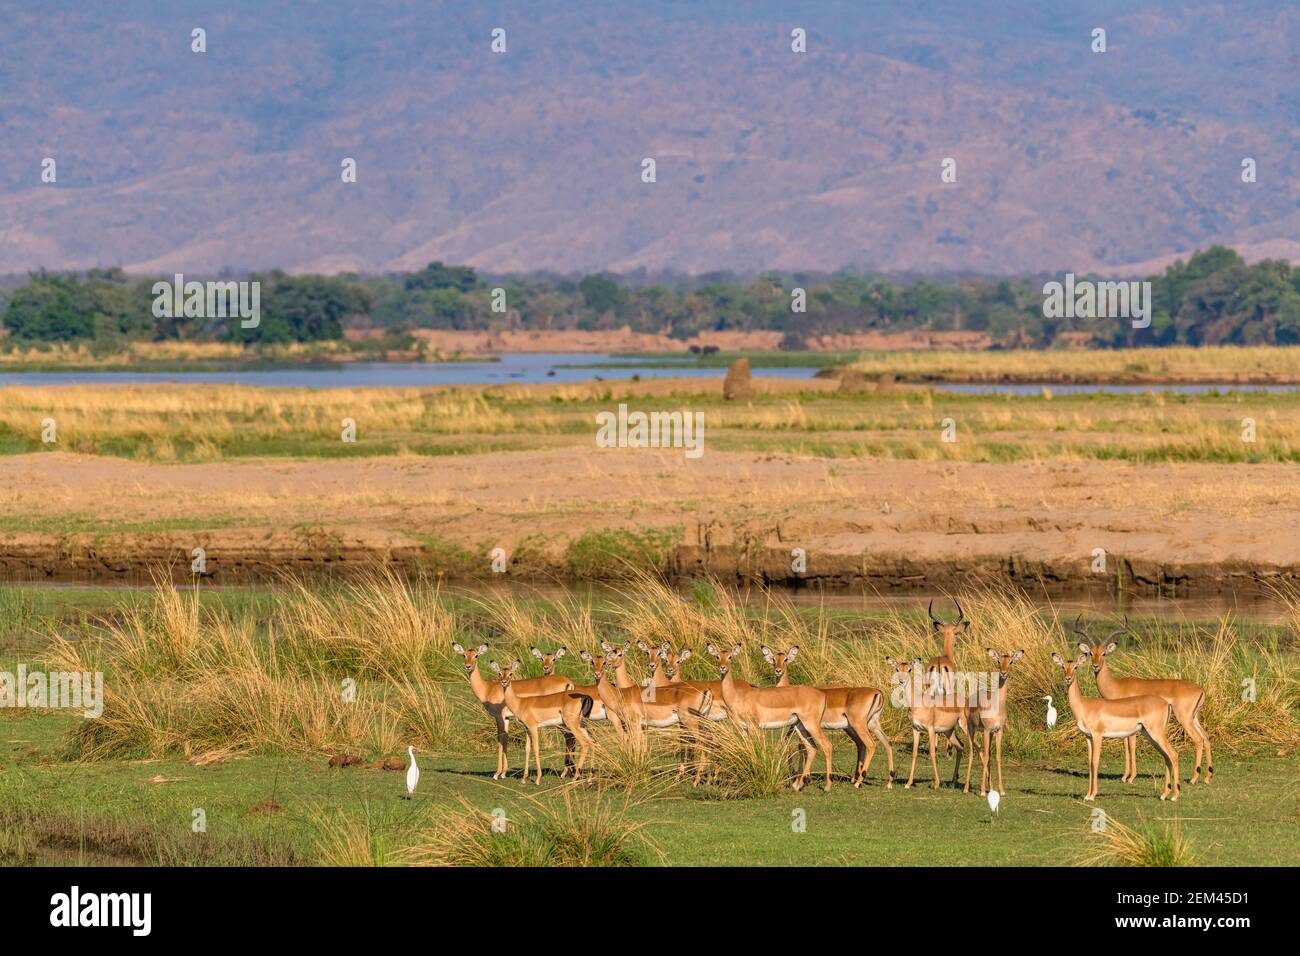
[405,745,419,799]
[1043,695,1057,728]
[987,790,1000,814]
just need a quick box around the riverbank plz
[1,451,1296,594]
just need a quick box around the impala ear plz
[1010,650,1025,664]
[580,650,593,663]
[509,660,522,676]
[476,643,488,654]
[601,640,614,653]
[636,641,650,652]
[1076,653,1090,666]
[786,646,799,660]
[679,648,692,661]
[622,641,632,653]
[884,656,898,667]
[659,642,671,653]
[658,647,669,661]
[489,660,502,675]
[1051,653,1064,666]
[1105,641,1117,654]
[986,647,1000,661]
[1077,642,1091,655]
[706,643,719,659]
[931,620,944,631]
[761,645,775,664]
[911,658,923,670]
[531,647,543,659]
[730,644,742,657]
[452,642,465,654]
[554,646,567,660]
[960,620,971,633]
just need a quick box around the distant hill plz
[2,0,1297,277]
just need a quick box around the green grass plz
[0,712,1292,866]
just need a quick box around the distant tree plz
[578,273,626,314]
[404,261,479,293]
[234,275,369,343]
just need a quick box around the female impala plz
[1052,651,1178,802]
[1075,618,1212,785]
[967,648,1023,796]
[708,643,833,792]
[636,641,672,685]
[762,645,894,788]
[453,642,574,780]
[491,660,595,785]
[886,656,973,791]
[530,646,567,676]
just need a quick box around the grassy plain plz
[0,579,1296,866]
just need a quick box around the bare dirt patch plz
[1,451,1296,594]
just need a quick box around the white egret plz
[1043,695,1057,729]
[404,745,419,799]
[987,789,1000,814]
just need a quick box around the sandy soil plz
[0,451,1296,592]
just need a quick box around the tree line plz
[3,247,1298,349]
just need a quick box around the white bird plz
[1043,695,1057,729]
[987,790,1001,814]
[404,745,419,799]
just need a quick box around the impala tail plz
[689,689,714,719]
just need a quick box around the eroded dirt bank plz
[0,451,1296,594]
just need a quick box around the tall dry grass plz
[44,574,1299,766]
[402,787,661,867]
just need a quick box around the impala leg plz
[1177,699,1201,784]
[1088,733,1103,801]
[845,725,867,787]
[954,720,970,792]
[1192,700,1212,783]
[805,718,834,793]
[1142,725,1179,801]
[978,728,990,795]
[869,709,894,789]
[1082,734,1095,801]
[928,727,940,790]
[1123,736,1135,783]
[531,727,543,785]
[559,729,575,779]
[791,721,816,791]
[572,721,593,781]
[905,727,920,788]
[994,729,1004,795]
[520,725,532,784]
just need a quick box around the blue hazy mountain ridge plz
[1,0,1296,276]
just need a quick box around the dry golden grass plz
[1075,815,1198,867]
[847,346,1300,384]
[44,574,1299,766]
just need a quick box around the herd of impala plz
[450,602,1212,802]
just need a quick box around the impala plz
[707,643,833,792]
[1075,618,1212,784]
[452,642,574,780]
[491,660,595,785]
[763,645,894,788]
[886,656,973,791]
[926,599,970,701]
[530,646,567,676]
[591,651,712,735]
[636,641,672,686]
[967,648,1023,795]
[1052,651,1179,802]
[675,646,749,721]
